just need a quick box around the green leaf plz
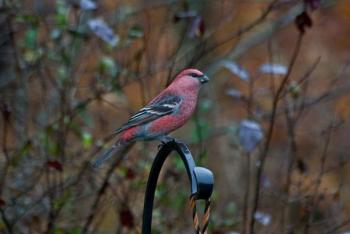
[288,81,301,99]
[172,154,185,172]
[53,228,64,234]
[114,6,134,21]
[99,56,118,77]
[68,28,87,39]
[156,184,166,199]
[130,180,146,189]
[18,140,32,157]
[66,227,81,234]
[23,49,42,63]
[53,227,80,234]
[74,101,88,112]
[47,140,59,156]
[68,121,82,136]
[0,220,5,232]
[57,66,69,85]
[55,0,69,27]
[15,14,39,25]
[42,126,59,156]
[128,25,144,39]
[82,131,93,149]
[60,50,72,65]
[172,190,187,210]
[24,28,38,49]
[53,189,72,210]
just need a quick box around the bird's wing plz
[115,95,182,134]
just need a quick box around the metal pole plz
[142,140,214,234]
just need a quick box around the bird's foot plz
[157,136,179,149]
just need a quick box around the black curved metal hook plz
[142,140,214,234]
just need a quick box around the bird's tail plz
[91,141,130,169]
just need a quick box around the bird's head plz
[174,68,210,85]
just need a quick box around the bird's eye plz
[190,73,200,77]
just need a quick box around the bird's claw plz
[158,142,165,150]
[157,140,169,150]
[157,136,179,150]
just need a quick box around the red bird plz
[92,68,209,168]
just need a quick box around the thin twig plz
[81,144,133,234]
[242,152,251,234]
[0,208,13,234]
[303,122,334,234]
[249,31,304,233]
[323,218,350,234]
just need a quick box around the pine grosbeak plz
[92,68,209,168]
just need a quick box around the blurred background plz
[1,0,350,233]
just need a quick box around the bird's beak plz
[199,74,209,84]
